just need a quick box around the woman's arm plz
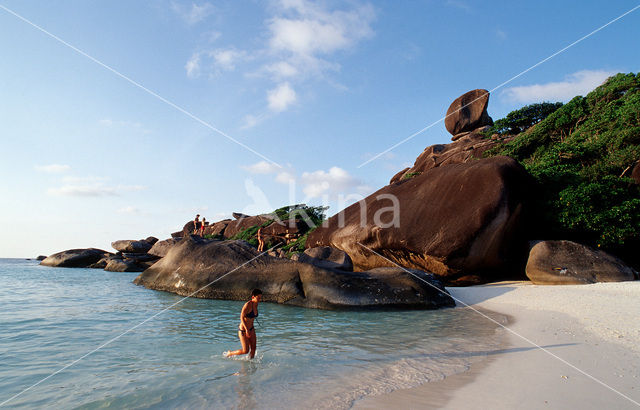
[240,302,250,332]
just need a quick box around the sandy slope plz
[354,281,640,409]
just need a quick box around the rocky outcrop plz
[307,156,531,285]
[36,255,47,261]
[299,247,353,271]
[263,219,303,237]
[525,240,638,285]
[105,259,146,272]
[178,221,196,237]
[145,236,159,245]
[390,129,511,184]
[111,239,154,253]
[203,220,231,237]
[89,257,110,269]
[133,237,454,310]
[223,215,272,238]
[40,248,113,268]
[444,89,493,139]
[148,238,181,257]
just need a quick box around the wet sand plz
[354,281,640,409]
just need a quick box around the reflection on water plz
[0,259,507,409]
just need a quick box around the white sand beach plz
[355,281,640,409]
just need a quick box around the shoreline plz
[354,281,640,409]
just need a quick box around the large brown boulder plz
[105,259,146,272]
[148,238,181,257]
[111,239,153,253]
[203,219,231,237]
[390,129,512,184]
[299,246,353,271]
[525,240,638,285]
[444,89,493,138]
[40,248,113,268]
[263,219,303,236]
[133,236,454,310]
[223,215,272,238]
[179,221,197,237]
[307,156,531,285]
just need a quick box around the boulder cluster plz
[39,88,638,309]
[307,89,638,286]
[133,236,454,310]
[173,212,303,247]
[41,237,161,273]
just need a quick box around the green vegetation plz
[226,205,328,252]
[402,172,422,180]
[485,73,640,256]
[282,229,314,255]
[271,204,328,231]
[230,220,274,247]
[482,102,563,136]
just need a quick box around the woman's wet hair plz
[251,289,262,297]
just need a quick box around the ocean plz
[0,258,507,409]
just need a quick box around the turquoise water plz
[0,259,507,409]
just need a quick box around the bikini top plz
[244,302,258,319]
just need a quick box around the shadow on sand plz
[447,282,523,305]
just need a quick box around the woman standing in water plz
[224,289,262,359]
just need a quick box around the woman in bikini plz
[200,217,206,236]
[224,289,262,359]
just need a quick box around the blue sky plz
[1,0,639,257]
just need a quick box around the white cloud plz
[185,53,201,78]
[242,160,282,174]
[242,161,295,185]
[268,0,375,55]
[275,171,296,184]
[268,82,297,112]
[48,184,146,197]
[35,164,71,173]
[185,49,245,78]
[240,113,267,129]
[211,48,245,71]
[171,2,213,25]
[265,61,299,79]
[301,166,370,198]
[183,0,375,118]
[117,206,140,214]
[502,70,617,103]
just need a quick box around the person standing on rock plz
[224,289,262,359]
[200,217,207,236]
[257,227,265,252]
[193,214,201,235]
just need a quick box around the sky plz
[1,0,639,257]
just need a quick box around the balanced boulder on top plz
[444,89,493,139]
